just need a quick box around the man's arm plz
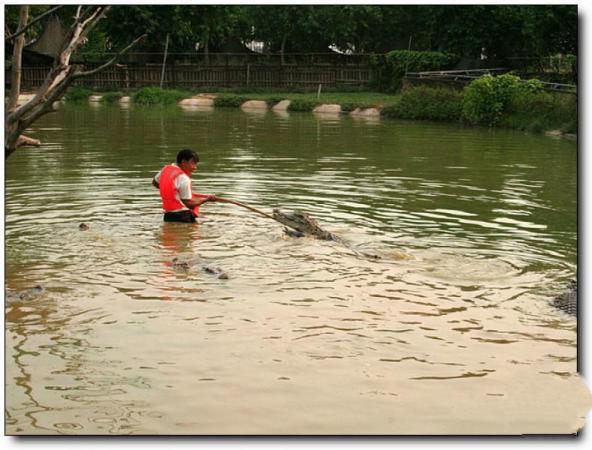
[181,195,218,210]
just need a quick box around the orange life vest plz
[159,164,189,212]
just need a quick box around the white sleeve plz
[175,174,193,200]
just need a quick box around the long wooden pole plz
[214,196,276,220]
[160,33,169,89]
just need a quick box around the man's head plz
[176,149,199,175]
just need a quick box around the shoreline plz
[18,90,576,141]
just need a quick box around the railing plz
[404,69,577,94]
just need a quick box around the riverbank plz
[58,85,577,139]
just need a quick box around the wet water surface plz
[4,104,587,434]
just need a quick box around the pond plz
[4,104,587,434]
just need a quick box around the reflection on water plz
[5,105,587,435]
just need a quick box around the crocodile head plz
[273,209,314,232]
[272,209,335,240]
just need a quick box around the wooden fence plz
[14,64,373,90]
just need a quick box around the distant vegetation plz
[384,77,576,134]
[70,73,575,136]
[6,5,576,62]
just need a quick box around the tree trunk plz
[8,6,29,113]
[280,33,288,66]
[204,29,210,65]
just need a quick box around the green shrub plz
[264,96,286,107]
[384,86,463,122]
[339,102,360,112]
[213,94,249,107]
[370,50,458,92]
[287,99,317,112]
[66,86,92,103]
[500,90,577,133]
[462,74,544,126]
[100,91,125,103]
[132,87,189,105]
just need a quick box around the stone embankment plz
[175,94,382,118]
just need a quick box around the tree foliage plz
[74,5,576,59]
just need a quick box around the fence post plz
[160,33,169,89]
[246,63,250,87]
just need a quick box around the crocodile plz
[551,280,577,316]
[6,285,44,303]
[272,209,380,259]
[171,258,229,279]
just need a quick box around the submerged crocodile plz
[6,285,44,303]
[171,258,229,279]
[272,209,380,259]
[551,280,577,316]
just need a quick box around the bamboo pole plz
[214,196,275,220]
[160,33,169,89]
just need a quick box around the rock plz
[313,104,341,114]
[118,96,131,104]
[544,129,563,137]
[350,107,381,117]
[193,93,217,99]
[272,100,291,111]
[241,100,268,110]
[179,98,214,107]
[79,223,90,231]
[89,95,103,102]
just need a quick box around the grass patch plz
[132,87,191,106]
[500,91,577,133]
[213,94,249,107]
[66,86,93,103]
[382,86,463,122]
[99,91,126,103]
[287,99,318,112]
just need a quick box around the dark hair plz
[176,148,199,164]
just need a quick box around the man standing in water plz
[152,148,218,222]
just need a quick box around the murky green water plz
[5,103,587,434]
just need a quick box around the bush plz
[500,90,577,133]
[100,91,125,103]
[132,87,189,105]
[462,74,544,126]
[66,86,92,103]
[213,94,249,107]
[383,86,463,122]
[287,99,317,112]
[264,96,286,107]
[370,50,458,92]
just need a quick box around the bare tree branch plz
[5,5,63,41]
[5,4,142,159]
[74,34,146,78]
